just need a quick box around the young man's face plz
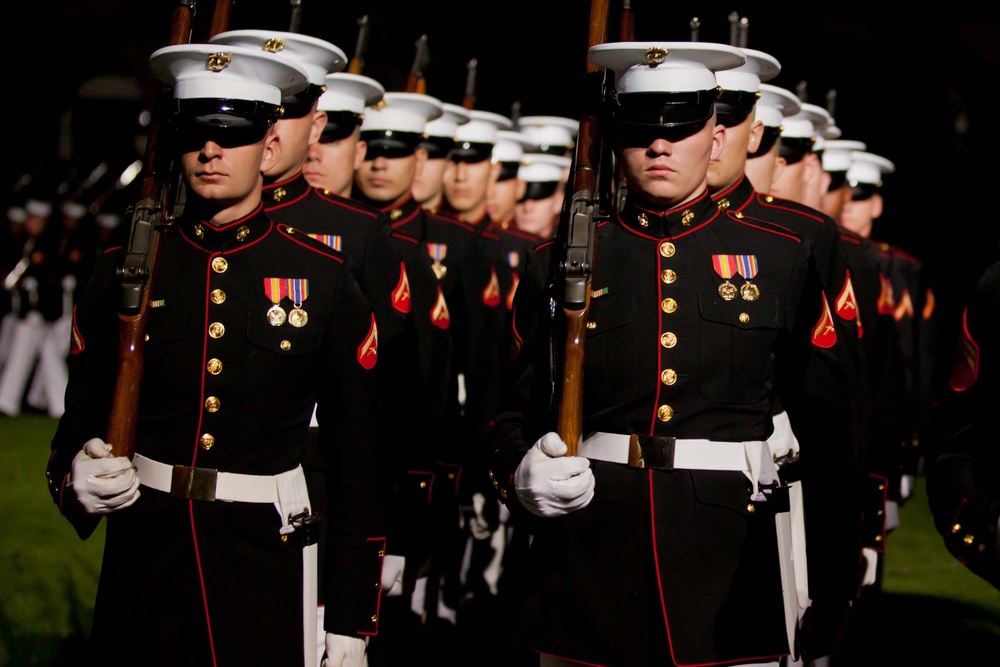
[617,117,723,209]
[412,156,447,206]
[487,176,525,225]
[265,106,325,182]
[354,152,418,205]
[838,194,881,239]
[768,152,808,204]
[303,127,365,198]
[744,139,785,194]
[514,191,561,238]
[443,158,497,220]
[178,124,278,217]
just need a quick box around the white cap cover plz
[424,103,472,139]
[209,30,347,86]
[318,72,384,114]
[847,151,895,187]
[360,92,443,134]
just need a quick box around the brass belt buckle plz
[171,465,218,501]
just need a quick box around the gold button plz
[659,241,675,258]
[210,289,226,304]
[963,534,975,545]
[661,368,677,385]
[419,480,427,489]
[739,313,750,323]
[145,333,150,341]
[657,404,673,422]
[207,358,223,375]
[200,433,215,450]
[586,321,596,329]
[371,615,378,623]
[877,509,884,516]
[875,535,883,543]
[637,212,649,227]
[661,298,677,314]
[378,549,385,557]
[390,208,403,220]
[951,523,962,534]
[716,198,730,211]
[500,487,508,499]
[236,225,249,242]
[661,269,677,284]
[209,322,225,338]
[211,256,228,273]
[281,534,288,543]
[272,187,287,202]
[733,211,744,219]
[747,503,756,513]
[194,224,205,239]
[763,195,774,203]
[205,396,220,412]
[660,332,677,348]
[448,472,455,480]
[681,209,694,225]
[280,340,291,350]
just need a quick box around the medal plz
[428,243,448,280]
[736,255,760,302]
[712,255,738,301]
[267,305,287,326]
[288,306,308,327]
[263,278,289,327]
[287,278,310,328]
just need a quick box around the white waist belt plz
[134,453,283,503]
[581,432,752,471]
[581,432,779,501]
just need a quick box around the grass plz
[1,414,998,665]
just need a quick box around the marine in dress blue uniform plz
[45,44,385,667]
[490,42,856,667]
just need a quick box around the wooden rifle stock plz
[347,14,369,74]
[106,0,232,459]
[619,0,634,41]
[557,0,610,456]
[406,35,429,93]
[462,58,477,110]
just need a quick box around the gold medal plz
[288,306,308,328]
[718,280,737,301]
[740,282,760,301]
[431,261,447,280]
[267,304,287,326]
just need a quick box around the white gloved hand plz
[468,492,492,540]
[69,438,140,515]
[767,410,800,463]
[860,547,879,587]
[885,499,900,532]
[322,633,366,667]
[514,432,595,518]
[381,554,405,597]
[899,473,914,502]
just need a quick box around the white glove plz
[69,438,140,515]
[885,499,900,532]
[322,633,366,667]
[899,473,914,502]
[468,492,492,540]
[381,554,405,597]
[514,432,595,518]
[767,410,800,462]
[860,547,879,587]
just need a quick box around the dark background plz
[8,1,1000,374]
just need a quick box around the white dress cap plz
[25,199,53,218]
[454,110,513,145]
[516,115,579,151]
[756,84,801,128]
[209,30,346,86]
[318,73,384,114]
[492,130,535,163]
[589,42,745,94]
[822,139,867,172]
[60,201,88,219]
[781,102,834,139]
[149,43,309,106]
[518,153,572,183]
[360,92,443,134]
[7,207,27,224]
[847,151,895,187]
[425,103,472,139]
[716,48,781,94]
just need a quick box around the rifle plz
[462,58,477,110]
[106,0,233,459]
[405,34,430,94]
[618,0,634,41]
[288,0,303,34]
[347,14,369,74]
[554,0,611,456]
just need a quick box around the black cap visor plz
[170,98,281,130]
[520,181,560,201]
[280,83,324,119]
[497,161,520,181]
[613,89,719,129]
[361,130,423,159]
[850,183,879,201]
[319,111,362,143]
[418,136,456,159]
[448,141,493,164]
[779,136,814,166]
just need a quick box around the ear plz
[871,193,884,219]
[308,109,327,145]
[747,120,764,156]
[353,138,367,170]
[711,123,727,161]
[261,127,281,174]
